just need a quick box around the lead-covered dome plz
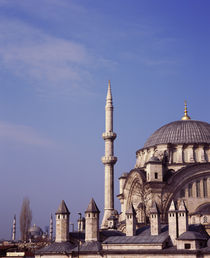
[144,120,210,148]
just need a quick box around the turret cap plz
[178,200,188,212]
[85,198,100,213]
[168,200,177,212]
[55,200,70,215]
[150,201,160,214]
[126,204,136,215]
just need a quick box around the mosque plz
[35,82,210,257]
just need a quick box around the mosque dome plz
[144,120,210,148]
[28,224,43,238]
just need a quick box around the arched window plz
[180,189,185,198]
[196,180,200,197]
[203,178,208,197]
[188,183,192,197]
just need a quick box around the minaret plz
[49,213,53,241]
[101,81,117,228]
[12,215,16,241]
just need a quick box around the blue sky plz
[0,0,210,239]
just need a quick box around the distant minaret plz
[12,215,16,241]
[49,214,53,241]
[101,81,117,228]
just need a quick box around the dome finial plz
[181,101,191,120]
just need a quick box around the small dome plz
[195,203,210,215]
[144,120,210,148]
[28,224,43,237]
[178,231,206,240]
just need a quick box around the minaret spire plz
[101,81,117,229]
[12,215,16,241]
[107,80,112,100]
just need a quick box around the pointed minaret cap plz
[106,80,112,100]
[126,204,136,216]
[85,198,100,213]
[55,200,70,215]
[178,200,188,212]
[150,201,160,214]
[168,200,177,212]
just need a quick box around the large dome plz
[144,120,210,148]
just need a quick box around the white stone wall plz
[146,163,162,182]
[102,243,163,250]
[136,144,210,170]
[150,213,161,235]
[85,213,99,241]
[55,214,69,242]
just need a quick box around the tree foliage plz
[20,197,32,241]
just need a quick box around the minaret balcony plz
[101,156,117,165]
[102,132,117,140]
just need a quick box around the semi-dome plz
[144,120,210,148]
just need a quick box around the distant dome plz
[28,224,43,237]
[144,120,210,148]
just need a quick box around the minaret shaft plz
[104,165,114,209]
[101,81,117,228]
[50,214,53,241]
[12,215,16,241]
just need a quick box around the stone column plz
[176,145,183,163]
[187,145,194,163]
[198,145,206,162]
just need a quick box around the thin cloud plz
[0,121,53,147]
[0,19,95,96]
[144,58,176,66]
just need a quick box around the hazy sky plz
[0,0,210,239]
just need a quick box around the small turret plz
[107,215,118,229]
[85,198,100,242]
[55,200,70,242]
[168,200,178,246]
[178,200,188,236]
[146,156,163,182]
[126,204,136,236]
[150,202,161,235]
[78,215,85,232]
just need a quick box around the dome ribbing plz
[144,120,210,148]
